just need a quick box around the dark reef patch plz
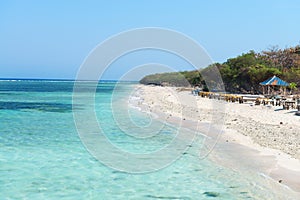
[0,101,82,113]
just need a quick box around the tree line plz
[140,45,300,94]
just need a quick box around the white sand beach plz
[132,85,300,193]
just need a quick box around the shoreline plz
[131,84,300,194]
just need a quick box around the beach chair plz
[255,98,260,105]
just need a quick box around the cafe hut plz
[259,75,289,95]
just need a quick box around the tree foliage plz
[140,45,300,93]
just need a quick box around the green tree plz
[289,82,297,94]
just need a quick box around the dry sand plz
[131,85,300,193]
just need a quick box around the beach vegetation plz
[140,45,300,94]
[289,82,297,94]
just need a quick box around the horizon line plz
[0,78,139,82]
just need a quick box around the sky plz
[1,0,300,80]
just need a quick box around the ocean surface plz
[0,79,297,199]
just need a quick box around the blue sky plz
[1,0,300,80]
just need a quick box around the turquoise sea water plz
[0,80,297,199]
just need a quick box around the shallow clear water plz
[0,80,297,199]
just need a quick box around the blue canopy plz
[260,75,289,86]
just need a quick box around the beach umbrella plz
[259,75,289,95]
[260,75,289,86]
